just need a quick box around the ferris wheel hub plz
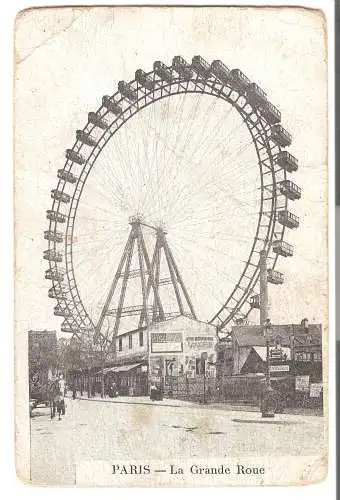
[129,213,145,225]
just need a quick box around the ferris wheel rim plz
[46,59,293,336]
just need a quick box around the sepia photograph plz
[14,4,329,487]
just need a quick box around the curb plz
[68,396,323,417]
[72,396,260,413]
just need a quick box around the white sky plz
[14,6,328,339]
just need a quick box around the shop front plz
[101,363,148,396]
[147,315,217,401]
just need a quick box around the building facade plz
[85,315,218,398]
[28,330,57,401]
[147,315,217,398]
[215,322,323,405]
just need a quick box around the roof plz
[233,324,322,347]
[117,326,147,338]
[253,346,291,361]
[98,363,142,375]
[116,315,217,338]
[233,328,266,347]
[28,330,57,336]
[147,314,217,334]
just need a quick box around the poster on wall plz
[184,356,196,378]
[165,357,179,376]
[295,375,310,393]
[151,332,183,353]
[149,356,164,384]
[310,383,323,398]
[186,336,215,351]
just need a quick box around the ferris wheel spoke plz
[191,108,243,167]
[158,94,177,166]
[148,93,182,179]
[188,167,259,206]
[171,175,259,222]
[112,132,140,195]
[175,93,202,160]
[72,195,125,222]
[72,229,127,248]
[205,138,258,180]
[170,233,248,265]
[110,143,137,207]
[186,96,220,159]
[161,151,259,217]
[203,157,260,192]
[180,269,236,316]
[73,240,118,295]
[188,99,233,165]
[113,138,135,200]
[169,240,246,304]
[171,92,191,151]
[126,134,148,208]
[215,187,259,211]
[102,138,128,184]
[164,94,194,177]
[74,225,130,248]
[47,59,298,336]
[120,113,141,193]
[224,136,257,164]
[205,138,256,178]
[91,160,133,212]
[145,117,201,175]
[175,216,257,238]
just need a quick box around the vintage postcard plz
[14,5,329,487]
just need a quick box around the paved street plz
[30,397,326,485]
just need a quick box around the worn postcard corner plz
[14,4,329,488]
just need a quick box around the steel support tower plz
[94,215,196,350]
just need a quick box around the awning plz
[97,363,142,375]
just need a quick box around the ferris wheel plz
[44,55,301,343]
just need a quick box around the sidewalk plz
[72,393,259,413]
[70,393,323,416]
[75,393,206,409]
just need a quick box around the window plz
[296,351,313,362]
[314,352,322,362]
[118,337,122,352]
[139,330,143,347]
[217,351,225,363]
[129,334,132,349]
